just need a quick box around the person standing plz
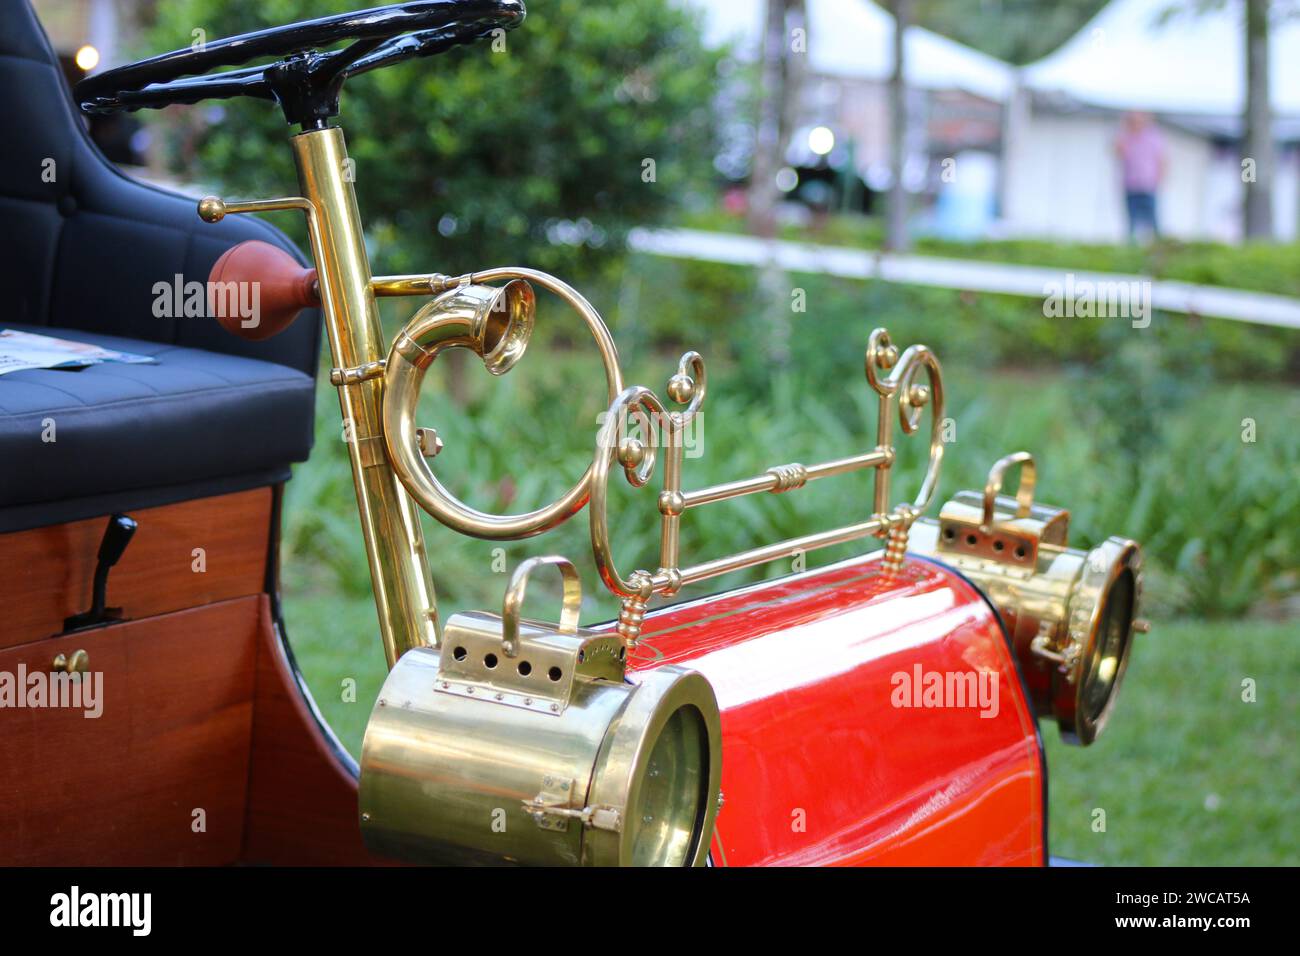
[1115,111,1167,242]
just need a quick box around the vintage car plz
[0,0,1145,867]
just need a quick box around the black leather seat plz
[0,0,321,532]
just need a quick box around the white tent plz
[688,0,1016,103]
[1007,0,1300,241]
[1023,0,1300,116]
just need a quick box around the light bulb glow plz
[75,44,100,71]
[808,126,835,156]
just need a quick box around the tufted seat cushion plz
[0,1,322,532]
[0,325,314,531]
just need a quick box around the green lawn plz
[1042,619,1298,866]
[283,592,1299,866]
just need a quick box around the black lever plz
[64,514,137,632]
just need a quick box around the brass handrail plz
[587,328,945,645]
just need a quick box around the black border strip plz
[263,482,360,778]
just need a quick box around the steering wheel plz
[74,1,525,129]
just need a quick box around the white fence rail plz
[627,228,1300,331]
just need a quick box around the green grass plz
[682,207,1300,298]
[284,589,386,760]
[1043,620,1299,866]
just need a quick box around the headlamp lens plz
[630,704,710,867]
[1081,567,1135,725]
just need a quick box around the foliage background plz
[914,0,1110,64]
[147,0,721,280]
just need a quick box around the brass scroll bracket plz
[371,262,949,649]
[588,327,946,646]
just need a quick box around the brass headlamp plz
[910,452,1147,744]
[359,558,723,866]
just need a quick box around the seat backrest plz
[0,0,321,377]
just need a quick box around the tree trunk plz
[1243,0,1273,239]
[748,1,806,367]
[781,1,807,165]
[749,0,789,238]
[887,0,911,251]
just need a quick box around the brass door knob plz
[52,649,89,674]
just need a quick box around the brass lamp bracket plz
[329,359,385,386]
[936,452,1069,571]
[522,773,624,834]
[434,556,625,716]
[1030,625,1082,679]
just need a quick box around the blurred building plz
[1011,0,1300,241]
[692,0,1300,243]
[692,0,1014,231]
[33,0,1300,243]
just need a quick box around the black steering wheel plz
[75,1,525,129]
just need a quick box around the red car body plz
[628,554,1046,866]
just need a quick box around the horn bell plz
[392,279,535,374]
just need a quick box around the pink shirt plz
[1117,125,1166,193]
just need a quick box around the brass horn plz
[381,279,536,539]
[380,267,625,542]
[200,131,725,869]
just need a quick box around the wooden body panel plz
[0,487,372,867]
[0,593,372,866]
[0,598,258,865]
[0,488,272,650]
[628,555,1047,867]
